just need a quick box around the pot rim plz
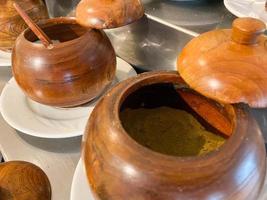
[20,17,91,49]
[110,71,248,164]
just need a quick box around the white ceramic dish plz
[70,159,95,200]
[0,57,136,138]
[224,0,267,24]
[0,50,11,67]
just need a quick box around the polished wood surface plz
[13,2,53,48]
[177,89,233,137]
[83,71,266,200]
[177,17,267,108]
[76,0,144,29]
[12,17,116,107]
[0,0,48,51]
[0,161,51,200]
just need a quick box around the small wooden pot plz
[0,0,48,52]
[12,17,116,107]
[83,71,266,200]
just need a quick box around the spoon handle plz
[13,3,53,48]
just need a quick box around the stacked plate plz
[224,0,267,24]
[71,159,94,199]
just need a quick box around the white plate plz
[71,159,95,200]
[0,57,136,138]
[0,50,11,67]
[224,0,267,24]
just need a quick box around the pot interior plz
[119,82,235,157]
[24,21,88,43]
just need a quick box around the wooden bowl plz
[83,71,266,200]
[76,0,144,29]
[0,0,48,52]
[12,17,116,107]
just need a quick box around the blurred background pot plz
[12,17,116,107]
[82,71,266,200]
[0,0,48,52]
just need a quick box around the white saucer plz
[0,50,11,67]
[0,57,136,138]
[70,159,95,200]
[224,0,267,24]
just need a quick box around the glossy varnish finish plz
[178,17,267,108]
[12,17,116,107]
[0,0,48,51]
[0,161,51,200]
[76,0,144,29]
[83,71,266,200]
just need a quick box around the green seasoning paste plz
[120,107,225,157]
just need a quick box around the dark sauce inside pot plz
[119,83,229,157]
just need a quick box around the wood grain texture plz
[83,71,266,200]
[12,17,116,107]
[177,17,267,108]
[76,0,144,29]
[0,0,48,51]
[0,161,51,200]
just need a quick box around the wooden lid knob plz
[232,17,266,45]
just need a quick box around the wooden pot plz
[0,0,48,52]
[12,17,116,107]
[83,71,266,200]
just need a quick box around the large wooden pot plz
[83,71,266,200]
[0,0,48,51]
[12,17,116,107]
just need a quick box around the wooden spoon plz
[0,161,51,200]
[176,89,233,137]
[13,3,53,48]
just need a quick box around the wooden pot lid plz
[177,17,267,108]
[75,0,144,29]
[0,161,51,200]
